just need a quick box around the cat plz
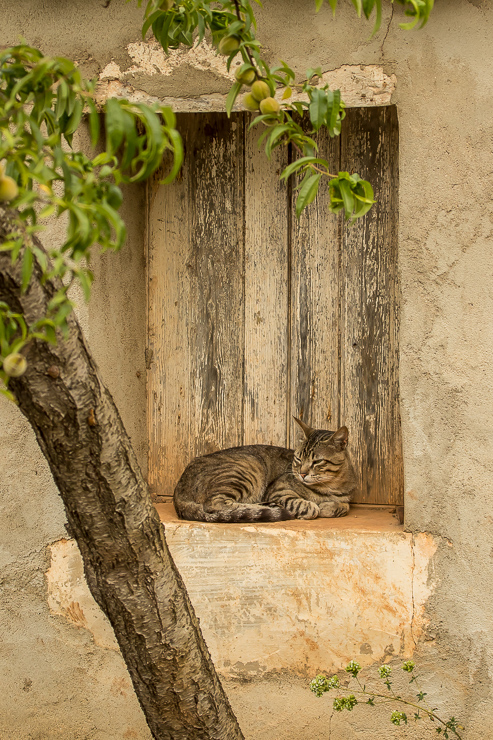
[173,417,357,523]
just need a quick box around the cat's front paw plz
[287,499,320,519]
[318,501,350,518]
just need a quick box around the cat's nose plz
[300,473,306,479]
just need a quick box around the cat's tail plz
[174,501,293,523]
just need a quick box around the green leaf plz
[161,105,176,130]
[142,9,163,39]
[339,179,355,218]
[48,290,69,311]
[65,98,84,136]
[78,270,94,302]
[226,81,242,118]
[29,118,44,150]
[280,156,328,181]
[105,98,126,155]
[328,89,342,134]
[296,173,321,217]
[55,80,69,120]
[309,88,328,131]
[351,0,363,16]
[39,203,57,219]
[21,248,33,293]
[44,324,57,344]
[53,300,74,327]
[160,128,183,184]
[31,246,48,272]
[306,67,322,81]
[87,99,100,148]
[362,0,376,18]
[264,124,292,157]
[372,0,382,34]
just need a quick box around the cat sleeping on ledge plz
[173,417,357,523]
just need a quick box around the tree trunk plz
[0,206,244,740]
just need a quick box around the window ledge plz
[156,503,436,681]
[156,502,403,533]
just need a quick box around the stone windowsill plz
[156,503,437,680]
[156,502,403,532]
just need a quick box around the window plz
[147,107,402,506]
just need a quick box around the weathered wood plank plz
[340,106,402,504]
[148,113,246,500]
[147,115,191,501]
[243,125,289,447]
[289,125,341,448]
[187,114,245,461]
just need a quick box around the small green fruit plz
[251,80,271,102]
[218,35,241,55]
[259,97,281,115]
[0,175,19,202]
[243,93,260,111]
[235,67,256,86]
[3,353,27,378]
[159,0,175,9]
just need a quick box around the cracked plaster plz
[96,39,395,111]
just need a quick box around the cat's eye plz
[313,459,326,466]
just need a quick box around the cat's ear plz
[332,426,349,450]
[293,416,314,439]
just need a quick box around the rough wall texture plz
[1,0,493,737]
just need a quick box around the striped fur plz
[173,420,357,523]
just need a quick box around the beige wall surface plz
[1,0,493,738]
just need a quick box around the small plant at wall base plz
[310,660,464,739]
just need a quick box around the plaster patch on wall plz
[46,538,118,650]
[411,532,439,643]
[123,40,235,80]
[97,40,395,111]
[290,65,396,107]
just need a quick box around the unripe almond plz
[259,97,281,115]
[3,353,27,377]
[218,35,241,55]
[243,93,260,111]
[235,67,256,86]
[0,175,19,202]
[251,80,271,102]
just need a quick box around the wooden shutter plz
[147,106,402,505]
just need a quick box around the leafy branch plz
[139,0,434,220]
[310,660,464,739]
[0,44,182,391]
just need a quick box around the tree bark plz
[0,206,244,740]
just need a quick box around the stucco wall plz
[1,0,493,737]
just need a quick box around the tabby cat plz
[173,417,357,522]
